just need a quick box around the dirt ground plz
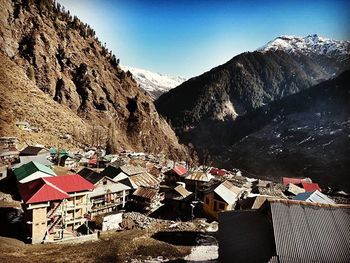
[0,227,192,263]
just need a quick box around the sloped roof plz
[132,187,158,200]
[282,177,311,186]
[214,180,242,204]
[119,165,145,176]
[269,200,350,262]
[11,155,53,169]
[77,168,104,184]
[174,185,192,198]
[286,183,305,196]
[301,182,321,192]
[18,178,69,204]
[172,165,188,176]
[14,161,56,182]
[186,172,212,182]
[129,172,161,188]
[19,146,49,156]
[210,168,226,176]
[293,190,335,204]
[101,166,120,179]
[45,174,94,193]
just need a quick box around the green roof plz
[14,161,56,182]
[49,148,68,155]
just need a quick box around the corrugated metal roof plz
[18,178,69,204]
[14,161,56,182]
[293,190,335,204]
[120,165,145,176]
[282,177,311,186]
[185,172,212,182]
[270,200,350,262]
[133,187,158,200]
[77,168,104,184]
[130,172,160,188]
[172,165,188,176]
[45,174,94,193]
[174,185,192,198]
[302,182,321,192]
[11,155,53,169]
[286,183,305,196]
[214,180,242,204]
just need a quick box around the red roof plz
[210,168,226,176]
[45,174,94,193]
[88,159,97,165]
[282,177,309,186]
[302,182,321,192]
[172,165,188,176]
[18,178,69,204]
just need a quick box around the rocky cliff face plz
[0,0,187,158]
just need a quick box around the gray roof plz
[214,180,242,204]
[270,200,350,262]
[293,190,335,205]
[11,155,53,169]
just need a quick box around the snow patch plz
[122,66,186,99]
[258,34,350,59]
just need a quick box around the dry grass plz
[0,228,191,263]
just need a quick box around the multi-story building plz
[18,174,94,243]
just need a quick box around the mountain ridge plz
[122,66,186,99]
[0,0,188,159]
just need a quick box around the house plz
[49,148,69,158]
[101,164,145,181]
[209,168,227,177]
[285,183,305,196]
[15,121,31,130]
[89,177,130,217]
[19,146,49,157]
[0,137,19,162]
[127,172,161,189]
[11,155,53,169]
[164,165,188,185]
[14,161,56,183]
[59,155,78,169]
[203,180,243,220]
[282,177,312,186]
[77,168,131,216]
[132,187,164,211]
[18,174,94,244]
[218,199,350,263]
[77,168,104,184]
[165,183,193,212]
[184,171,213,195]
[301,182,321,192]
[293,190,335,204]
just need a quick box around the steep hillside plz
[122,66,186,99]
[156,45,349,134]
[215,71,350,191]
[0,0,187,158]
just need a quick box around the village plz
[1,126,350,262]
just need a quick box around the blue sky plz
[58,0,350,78]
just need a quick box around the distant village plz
[1,123,350,262]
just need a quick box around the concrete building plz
[18,174,94,243]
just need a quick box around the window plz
[218,202,225,210]
[205,197,210,205]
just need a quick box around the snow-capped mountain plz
[122,66,186,99]
[258,34,349,60]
